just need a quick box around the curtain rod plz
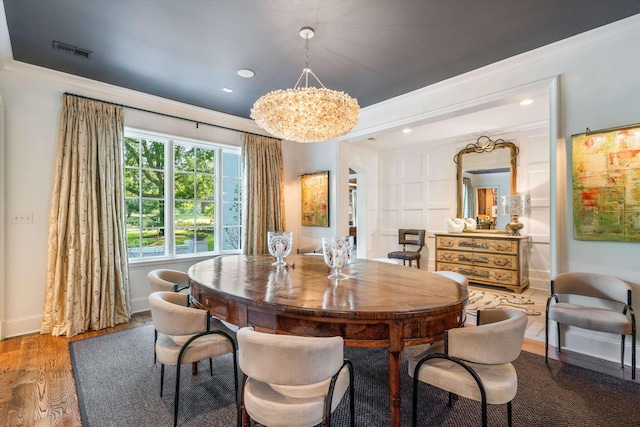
[63,92,278,140]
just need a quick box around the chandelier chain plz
[294,33,326,90]
[304,32,310,74]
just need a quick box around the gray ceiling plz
[4,1,640,120]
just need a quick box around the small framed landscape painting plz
[301,170,329,227]
[572,124,640,241]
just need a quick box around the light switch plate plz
[11,212,33,224]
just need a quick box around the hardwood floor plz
[0,313,152,427]
[0,310,635,426]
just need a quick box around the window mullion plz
[193,148,198,248]
[215,147,222,253]
[166,139,175,256]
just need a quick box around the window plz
[124,129,242,260]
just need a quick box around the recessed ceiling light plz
[402,128,412,134]
[519,99,534,106]
[237,68,255,78]
[222,87,233,93]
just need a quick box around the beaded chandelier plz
[251,27,360,143]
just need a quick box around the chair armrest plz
[546,294,559,308]
[411,352,485,402]
[176,329,237,365]
[624,304,635,322]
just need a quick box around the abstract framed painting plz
[300,170,329,227]
[572,124,640,241]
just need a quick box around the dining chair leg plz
[507,401,513,427]
[160,364,165,397]
[544,314,549,362]
[621,335,626,370]
[481,401,488,427]
[412,380,418,427]
[632,329,637,380]
[174,364,182,427]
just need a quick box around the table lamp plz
[501,194,531,236]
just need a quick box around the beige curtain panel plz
[242,134,285,254]
[41,95,131,337]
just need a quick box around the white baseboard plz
[528,276,548,291]
[130,296,150,314]
[2,300,151,339]
[548,325,636,368]
[4,314,42,338]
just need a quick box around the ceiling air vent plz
[52,41,91,59]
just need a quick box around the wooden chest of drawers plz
[434,233,531,293]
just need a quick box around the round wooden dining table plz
[188,254,467,427]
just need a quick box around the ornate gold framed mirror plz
[454,136,519,230]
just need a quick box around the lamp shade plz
[501,194,531,216]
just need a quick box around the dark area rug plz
[70,325,640,426]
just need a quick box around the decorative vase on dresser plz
[434,233,531,293]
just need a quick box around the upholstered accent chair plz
[409,309,527,427]
[545,272,636,379]
[149,291,239,427]
[237,327,355,427]
[387,229,426,268]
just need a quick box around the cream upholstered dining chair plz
[149,291,239,427]
[434,271,469,288]
[148,269,191,364]
[409,309,527,427]
[237,327,355,427]
[387,229,426,268]
[545,272,636,379]
[148,268,190,293]
[434,271,469,323]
